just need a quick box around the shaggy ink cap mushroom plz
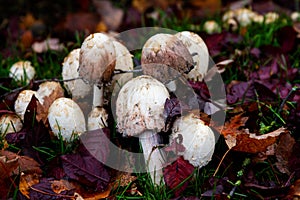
[141,33,194,84]
[0,114,22,135]
[14,90,37,120]
[78,32,117,108]
[47,97,86,141]
[175,31,209,82]
[9,61,35,84]
[62,48,92,99]
[170,112,215,168]
[116,75,170,185]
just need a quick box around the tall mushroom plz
[62,48,91,100]
[116,75,170,185]
[141,33,194,86]
[78,32,116,108]
[170,113,215,168]
[175,31,209,82]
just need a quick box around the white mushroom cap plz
[235,8,255,27]
[9,61,35,84]
[36,81,64,105]
[87,107,108,131]
[14,90,37,120]
[111,40,134,87]
[264,12,279,24]
[62,48,92,99]
[0,114,22,134]
[203,20,221,34]
[175,31,209,81]
[141,33,194,83]
[291,12,300,22]
[78,33,116,85]
[171,113,215,168]
[47,97,86,141]
[116,75,169,136]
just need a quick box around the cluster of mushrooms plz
[3,30,216,186]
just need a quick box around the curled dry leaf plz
[218,114,286,153]
[19,172,40,199]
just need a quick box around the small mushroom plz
[175,31,209,81]
[9,61,35,84]
[87,107,108,131]
[78,32,116,107]
[110,40,134,91]
[116,75,170,185]
[235,8,255,27]
[62,48,92,99]
[47,97,86,141]
[264,12,279,24]
[203,20,221,34]
[36,81,64,107]
[14,90,37,120]
[170,113,215,168]
[141,33,194,84]
[0,114,22,134]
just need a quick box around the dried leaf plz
[275,132,296,174]
[19,173,40,199]
[286,179,300,199]
[29,178,75,199]
[60,144,110,192]
[163,156,194,197]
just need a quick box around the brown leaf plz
[286,179,300,199]
[19,172,40,198]
[51,179,75,194]
[233,127,285,153]
[275,132,296,174]
[0,150,42,175]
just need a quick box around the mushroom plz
[141,33,194,85]
[62,48,92,99]
[87,107,108,130]
[14,90,37,120]
[0,114,22,134]
[47,97,86,141]
[264,12,279,24]
[9,61,35,84]
[235,8,255,27]
[170,113,215,168]
[36,81,64,107]
[116,75,170,185]
[78,32,116,108]
[110,40,134,92]
[203,20,221,34]
[175,31,209,82]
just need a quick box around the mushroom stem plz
[93,84,104,107]
[139,130,165,185]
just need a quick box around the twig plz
[213,148,231,177]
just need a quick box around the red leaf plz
[163,156,195,197]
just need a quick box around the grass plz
[0,7,300,200]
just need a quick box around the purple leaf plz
[60,144,110,192]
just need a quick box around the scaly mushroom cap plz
[78,33,116,85]
[116,75,169,136]
[14,90,37,120]
[109,40,134,93]
[47,97,86,141]
[87,107,108,131]
[0,114,22,134]
[36,81,64,106]
[141,33,194,83]
[62,48,92,99]
[9,61,35,84]
[171,113,215,168]
[175,31,209,81]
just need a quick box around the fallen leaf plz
[275,132,296,174]
[29,178,75,199]
[163,156,195,197]
[60,144,110,192]
[19,172,40,199]
[285,179,300,199]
